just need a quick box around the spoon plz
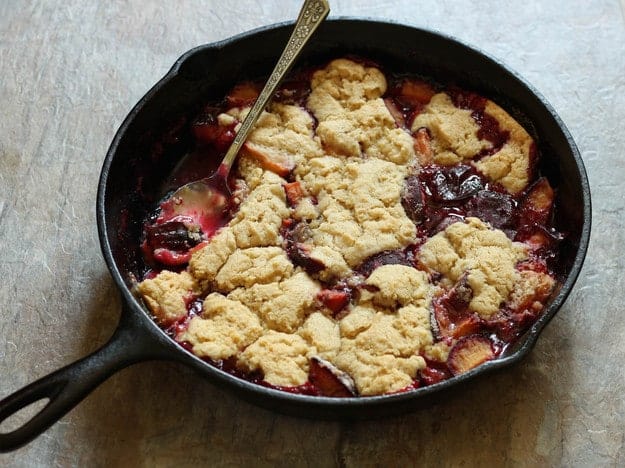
[162,0,330,235]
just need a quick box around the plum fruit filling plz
[136,57,564,397]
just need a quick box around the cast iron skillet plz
[0,19,591,452]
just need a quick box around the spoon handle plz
[220,0,330,173]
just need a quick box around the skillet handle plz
[0,306,175,453]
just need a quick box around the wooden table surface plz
[1,1,623,466]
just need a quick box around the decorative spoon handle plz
[220,0,330,173]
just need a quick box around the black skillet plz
[0,19,591,452]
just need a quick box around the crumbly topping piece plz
[229,171,290,248]
[424,341,452,362]
[418,217,528,317]
[177,293,263,361]
[412,93,491,165]
[215,246,294,291]
[297,312,341,360]
[473,100,534,194]
[308,59,415,165]
[228,271,321,333]
[508,269,556,312]
[363,265,430,308]
[236,154,266,190]
[230,103,324,171]
[309,58,387,116]
[293,196,319,222]
[339,305,375,338]
[334,304,431,395]
[188,228,237,289]
[136,270,198,324]
[307,246,351,280]
[297,157,416,278]
[239,331,313,387]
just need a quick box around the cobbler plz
[136,58,562,397]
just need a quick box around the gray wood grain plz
[1,0,623,466]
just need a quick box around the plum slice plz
[517,177,555,226]
[192,107,236,152]
[384,97,406,128]
[514,178,562,255]
[145,220,201,252]
[465,190,516,231]
[316,289,350,315]
[385,78,436,127]
[242,141,295,177]
[401,174,425,224]
[423,164,484,203]
[283,181,305,207]
[355,248,414,278]
[142,219,203,266]
[226,81,261,107]
[432,275,482,340]
[309,356,357,397]
[419,362,452,386]
[447,335,495,375]
[413,127,433,165]
[395,78,436,107]
[281,219,325,274]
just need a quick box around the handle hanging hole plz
[0,398,50,434]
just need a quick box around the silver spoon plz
[165,0,330,228]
